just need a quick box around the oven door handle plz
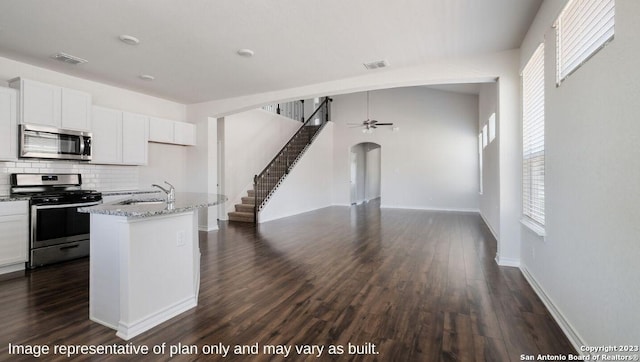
[33,201,102,210]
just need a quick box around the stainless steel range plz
[10,173,102,268]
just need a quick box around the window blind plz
[489,113,496,143]
[556,0,615,83]
[478,133,483,194]
[522,43,545,228]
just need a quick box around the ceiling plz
[0,0,541,104]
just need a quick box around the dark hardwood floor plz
[0,201,575,361]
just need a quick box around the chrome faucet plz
[152,181,175,203]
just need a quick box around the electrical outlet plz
[176,230,185,246]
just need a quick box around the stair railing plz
[253,97,331,223]
[262,99,305,122]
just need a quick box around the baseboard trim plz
[380,204,480,214]
[479,213,499,242]
[116,296,197,341]
[0,262,25,276]
[259,204,332,223]
[494,255,520,267]
[519,266,586,355]
[198,225,219,232]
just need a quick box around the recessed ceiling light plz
[237,48,255,57]
[119,35,140,45]
[139,74,155,81]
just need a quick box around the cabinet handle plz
[60,244,79,251]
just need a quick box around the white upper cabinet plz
[149,117,174,144]
[174,122,196,146]
[0,87,18,161]
[92,106,123,164]
[12,78,61,128]
[9,78,91,132]
[91,107,148,166]
[61,88,92,131]
[149,116,195,146]
[122,112,148,165]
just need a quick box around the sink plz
[116,199,166,206]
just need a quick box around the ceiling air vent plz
[51,52,88,65]
[363,59,390,70]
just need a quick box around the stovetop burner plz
[10,173,102,205]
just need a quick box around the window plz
[482,124,488,149]
[488,113,496,143]
[478,133,483,194]
[556,0,615,84]
[522,43,545,232]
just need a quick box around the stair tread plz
[229,211,253,216]
[228,211,255,223]
[235,204,254,212]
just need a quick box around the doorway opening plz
[349,142,381,205]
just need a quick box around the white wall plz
[350,142,381,203]
[519,0,640,349]
[350,144,366,204]
[478,82,500,239]
[332,87,479,212]
[259,123,334,223]
[365,144,381,201]
[221,109,301,215]
[139,143,189,191]
[185,116,218,231]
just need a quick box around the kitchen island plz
[79,192,226,340]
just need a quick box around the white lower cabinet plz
[0,201,29,274]
[91,106,148,165]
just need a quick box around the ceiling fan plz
[347,91,394,133]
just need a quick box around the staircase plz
[227,97,331,223]
[228,189,256,222]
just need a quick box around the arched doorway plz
[350,142,381,205]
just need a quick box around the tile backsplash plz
[0,160,139,195]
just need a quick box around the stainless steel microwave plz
[19,124,92,161]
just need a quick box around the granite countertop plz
[0,195,31,202]
[78,192,227,218]
[99,189,162,196]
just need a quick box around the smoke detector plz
[51,52,88,65]
[363,59,390,70]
